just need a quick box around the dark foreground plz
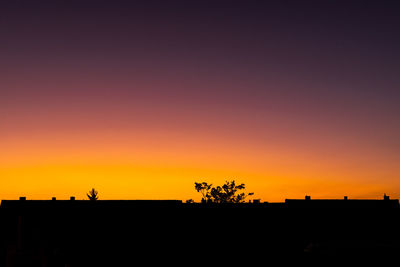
[1,199,399,266]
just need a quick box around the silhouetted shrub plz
[195,180,253,203]
[87,188,99,201]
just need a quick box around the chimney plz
[70,196,75,201]
[384,194,390,201]
[344,196,348,200]
[253,199,261,204]
[52,197,56,201]
[19,197,26,201]
[305,195,311,201]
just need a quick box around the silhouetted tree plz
[195,180,254,203]
[87,188,99,201]
[194,182,213,202]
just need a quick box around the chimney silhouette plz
[305,195,311,200]
[70,196,75,201]
[19,197,26,201]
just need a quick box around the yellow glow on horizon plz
[0,162,393,202]
[1,130,399,202]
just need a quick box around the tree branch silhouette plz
[195,180,253,203]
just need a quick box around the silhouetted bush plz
[87,188,99,201]
[195,180,253,203]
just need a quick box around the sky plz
[1,0,400,201]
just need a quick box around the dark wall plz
[1,202,400,266]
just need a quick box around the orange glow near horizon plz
[1,127,398,202]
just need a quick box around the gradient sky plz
[1,0,400,201]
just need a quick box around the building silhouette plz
[284,195,400,208]
[0,195,399,266]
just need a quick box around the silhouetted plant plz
[195,180,253,203]
[87,188,99,201]
[194,182,213,202]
